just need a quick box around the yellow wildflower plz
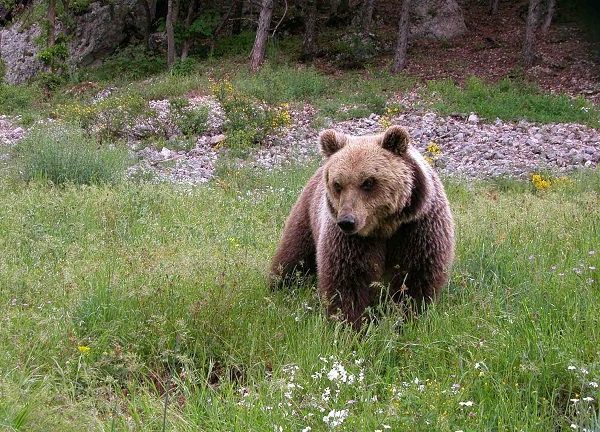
[531,173,551,191]
[78,345,91,354]
[426,141,442,156]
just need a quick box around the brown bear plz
[270,125,455,328]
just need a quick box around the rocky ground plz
[1,98,599,185]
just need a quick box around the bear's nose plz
[337,215,356,233]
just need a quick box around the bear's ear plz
[381,125,410,156]
[320,129,347,157]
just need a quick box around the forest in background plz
[1,0,599,91]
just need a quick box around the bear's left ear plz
[320,129,347,157]
[381,125,410,156]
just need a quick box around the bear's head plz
[320,125,431,237]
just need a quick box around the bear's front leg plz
[270,192,317,289]
[316,226,386,329]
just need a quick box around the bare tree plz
[250,0,274,72]
[166,0,179,67]
[301,0,317,61]
[489,0,499,15]
[361,0,375,35]
[391,0,410,73]
[522,0,541,67]
[541,0,556,33]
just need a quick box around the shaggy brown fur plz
[270,126,455,328]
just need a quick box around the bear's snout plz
[337,214,357,234]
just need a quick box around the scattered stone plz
[0,116,26,146]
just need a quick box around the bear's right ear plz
[381,125,410,156]
[320,129,347,157]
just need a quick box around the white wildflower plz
[459,401,474,407]
[588,381,598,388]
[301,427,312,432]
[323,409,349,428]
[568,365,577,371]
[582,396,594,402]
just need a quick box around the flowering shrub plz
[54,93,151,141]
[211,79,292,153]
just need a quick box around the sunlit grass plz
[0,164,598,430]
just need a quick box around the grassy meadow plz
[0,161,599,431]
[1,39,599,430]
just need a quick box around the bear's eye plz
[333,181,342,193]
[361,178,376,192]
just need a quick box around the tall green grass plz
[14,125,128,185]
[427,77,600,127]
[0,164,598,431]
[233,64,330,105]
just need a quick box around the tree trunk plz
[301,0,317,61]
[181,0,197,60]
[232,0,244,35]
[541,0,556,33]
[391,0,410,73]
[166,0,179,67]
[250,0,274,72]
[142,0,157,45]
[522,0,541,68]
[47,0,56,46]
[488,0,499,15]
[361,0,376,35]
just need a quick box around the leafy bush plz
[54,92,151,141]
[15,125,128,185]
[212,80,292,154]
[233,64,329,104]
[170,98,209,136]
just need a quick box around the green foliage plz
[82,45,166,82]
[53,92,151,141]
[36,39,70,91]
[426,77,600,128]
[14,125,128,185]
[187,10,220,37]
[169,58,198,77]
[0,166,599,430]
[170,98,209,136]
[328,33,379,69]
[212,79,292,154]
[0,83,39,115]
[212,31,256,57]
[36,70,65,91]
[68,0,92,14]
[314,71,413,121]
[233,63,329,104]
